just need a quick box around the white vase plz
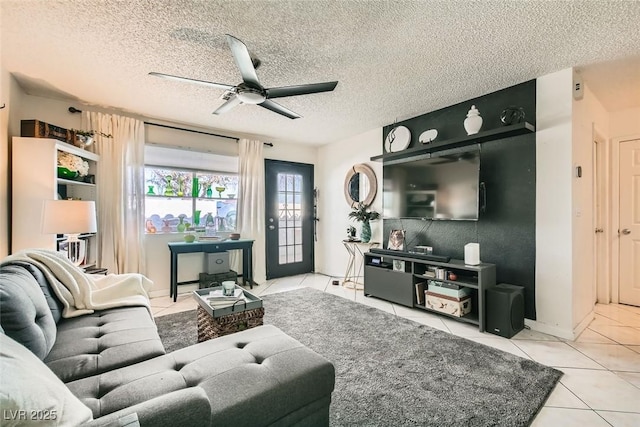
[464,105,483,135]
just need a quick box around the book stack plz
[206,288,248,308]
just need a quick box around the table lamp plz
[42,200,97,266]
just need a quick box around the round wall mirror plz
[344,163,377,208]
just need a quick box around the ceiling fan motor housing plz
[236,84,266,104]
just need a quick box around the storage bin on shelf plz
[198,270,238,289]
[427,280,472,299]
[425,280,472,317]
[206,251,229,274]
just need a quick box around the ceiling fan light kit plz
[150,34,338,119]
[235,86,266,104]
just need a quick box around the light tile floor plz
[152,274,640,426]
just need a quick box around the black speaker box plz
[486,283,525,338]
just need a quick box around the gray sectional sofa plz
[0,260,335,426]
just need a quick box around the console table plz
[168,239,254,302]
[342,240,379,289]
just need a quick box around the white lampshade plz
[42,200,97,235]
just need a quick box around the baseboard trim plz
[149,289,169,298]
[572,309,595,340]
[524,319,574,340]
[149,284,198,299]
[524,308,594,341]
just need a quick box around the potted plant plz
[348,202,380,243]
[347,225,356,240]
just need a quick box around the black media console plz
[364,251,496,332]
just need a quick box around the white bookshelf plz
[11,137,100,267]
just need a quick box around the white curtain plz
[236,139,266,284]
[82,112,146,275]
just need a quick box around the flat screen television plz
[383,150,480,220]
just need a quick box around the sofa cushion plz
[0,333,93,426]
[0,264,57,359]
[5,260,64,323]
[66,325,335,425]
[45,307,165,383]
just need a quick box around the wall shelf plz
[414,304,480,326]
[371,122,535,163]
[57,178,96,187]
[145,194,236,201]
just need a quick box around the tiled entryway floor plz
[152,274,640,426]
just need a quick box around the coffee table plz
[192,286,264,341]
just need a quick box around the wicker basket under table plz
[197,305,265,341]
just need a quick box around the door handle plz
[621,228,631,235]
[269,225,275,230]
[595,228,604,233]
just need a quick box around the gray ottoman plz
[67,325,335,426]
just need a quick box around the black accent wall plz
[380,80,537,320]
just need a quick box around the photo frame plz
[393,260,405,272]
[387,229,405,251]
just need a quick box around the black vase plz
[500,106,525,125]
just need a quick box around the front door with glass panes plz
[265,160,314,279]
[144,167,238,236]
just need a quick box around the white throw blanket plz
[5,249,152,318]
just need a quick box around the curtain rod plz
[68,106,273,147]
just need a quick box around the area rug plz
[155,288,561,426]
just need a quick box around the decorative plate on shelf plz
[419,129,438,144]
[384,126,411,153]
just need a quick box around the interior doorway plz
[264,160,314,280]
[593,131,609,304]
[617,138,640,307]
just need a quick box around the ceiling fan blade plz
[149,72,234,91]
[226,34,261,88]
[213,95,242,115]
[259,100,301,119]
[266,81,338,99]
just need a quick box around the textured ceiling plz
[2,0,640,146]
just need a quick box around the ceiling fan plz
[149,34,338,119]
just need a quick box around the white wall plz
[571,81,609,332]
[265,141,318,165]
[145,233,211,297]
[18,95,83,131]
[534,68,574,338]
[316,128,383,277]
[610,107,640,138]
